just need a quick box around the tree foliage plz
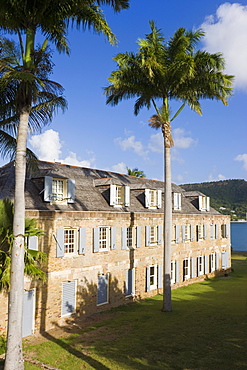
[0,199,46,292]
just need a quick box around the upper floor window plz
[199,195,210,211]
[145,225,162,246]
[122,226,141,249]
[55,227,86,257]
[93,226,116,252]
[145,189,162,209]
[173,192,182,210]
[221,224,230,238]
[44,176,75,203]
[110,184,130,207]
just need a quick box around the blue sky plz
[1,1,247,184]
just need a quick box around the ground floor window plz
[125,269,135,296]
[146,265,162,291]
[197,256,204,276]
[183,259,190,281]
[210,253,215,272]
[97,274,109,305]
[62,281,76,316]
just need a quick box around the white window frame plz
[126,227,133,248]
[145,189,162,209]
[171,261,176,284]
[110,184,130,207]
[196,225,202,241]
[197,256,204,276]
[183,258,190,281]
[99,227,110,251]
[64,228,77,255]
[174,192,182,210]
[210,253,215,272]
[149,265,157,290]
[52,178,65,201]
[199,196,210,211]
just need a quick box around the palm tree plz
[0,199,46,292]
[0,2,130,368]
[0,37,67,369]
[105,22,234,312]
[126,167,146,178]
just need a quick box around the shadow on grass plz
[26,253,247,370]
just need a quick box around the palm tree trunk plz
[4,108,29,370]
[162,137,172,312]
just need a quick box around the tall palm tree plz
[0,37,67,369]
[0,2,130,368]
[105,22,234,312]
[0,199,46,292]
[126,167,146,178]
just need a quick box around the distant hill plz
[181,179,247,221]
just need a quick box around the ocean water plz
[231,222,247,251]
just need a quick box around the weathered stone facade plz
[0,161,231,336]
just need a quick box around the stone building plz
[0,161,231,336]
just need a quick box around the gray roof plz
[0,161,220,215]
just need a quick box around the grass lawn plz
[2,253,247,370]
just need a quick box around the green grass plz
[23,252,247,370]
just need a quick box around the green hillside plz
[181,179,247,221]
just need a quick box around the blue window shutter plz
[175,261,180,283]
[28,236,38,251]
[62,281,76,316]
[124,186,130,206]
[136,226,141,248]
[225,250,229,268]
[205,255,209,274]
[190,225,194,241]
[198,196,202,211]
[203,224,207,239]
[145,226,150,246]
[215,224,219,239]
[158,264,162,289]
[157,190,162,208]
[191,257,195,278]
[206,197,210,211]
[175,225,180,243]
[210,225,214,239]
[79,228,86,255]
[56,229,64,257]
[110,184,116,206]
[93,228,99,253]
[146,267,150,291]
[197,257,200,276]
[157,225,162,245]
[226,223,230,238]
[126,269,133,296]
[67,179,75,203]
[216,252,219,270]
[145,189,150,208]
[97,275,108,305]
[222,251,226,269]
[111,227,116,250]
[44,176,52,202]
[121,227,127,250]
[182,225,186,242]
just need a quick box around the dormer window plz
[52,179,64,201]
[145,189,162,209]
[173,192,182,210]
[44,176,75,203]
[199,196,210,211]
[110,184,130,207]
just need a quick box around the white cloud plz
[115,135,148,158]
[173,128,197,149]
[29,129,62,161]
[201,3,247,90]
[29,129,95,168]
[206,172,226,182]
[148,132,163,153]
[235,153,247,170]
[111,162,127,173]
